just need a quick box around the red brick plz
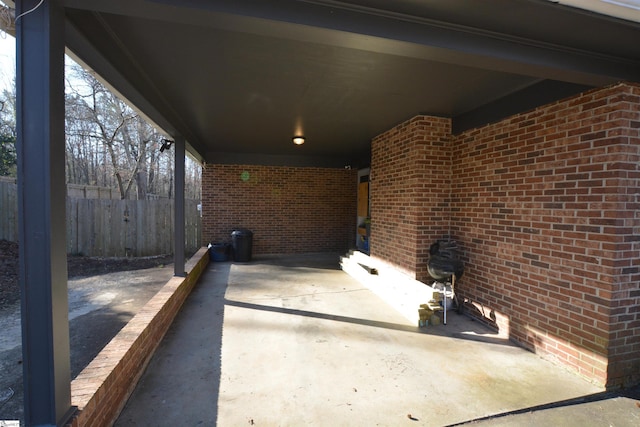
[444,83,639,387]
[202,165,356,254]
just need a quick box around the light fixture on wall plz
[160,139,174,152]
[292,136,305,145]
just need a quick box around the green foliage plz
[0,133,16,176]
[0,86,17,177]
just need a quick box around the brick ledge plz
[67,248,210,427]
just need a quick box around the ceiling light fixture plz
[292,136,305,145]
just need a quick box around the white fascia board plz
[548,0,640,23]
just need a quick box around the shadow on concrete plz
[448,384,640,426]
[224,299,511,347]
[1,268,169,424]
[114,262,231,427]
[70,308,133,378]
[1,306,139,424]
[239,253,343,270]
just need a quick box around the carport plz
[116,254,609,426]
[7,0,640,425]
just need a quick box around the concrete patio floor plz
[115,253,639,426]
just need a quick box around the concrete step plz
[340,250,437,325]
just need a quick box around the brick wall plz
[202,164,357,255]
[370,116,452,281]
[450,83,640,387]
[369,83,639,388]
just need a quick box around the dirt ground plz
[0,239,176,424]
[0,239,174,308]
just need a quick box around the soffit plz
[59,0,640,164]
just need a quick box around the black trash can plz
[209,243,230,262]
[231,229,253,262]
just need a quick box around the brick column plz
[604,83,640,388]
[370,115,451,281]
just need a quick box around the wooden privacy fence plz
[0,177,18,243]
[0,177,202,257]
[67,198,202,257]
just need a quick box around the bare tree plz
[65,64,172,199]
[0,60,202,197]
[0,85,16,177]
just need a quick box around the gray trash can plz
[231,229,253,262]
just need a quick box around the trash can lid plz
[231,228,253,236]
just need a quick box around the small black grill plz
[427,240,464,282]
[427,240,464,320]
